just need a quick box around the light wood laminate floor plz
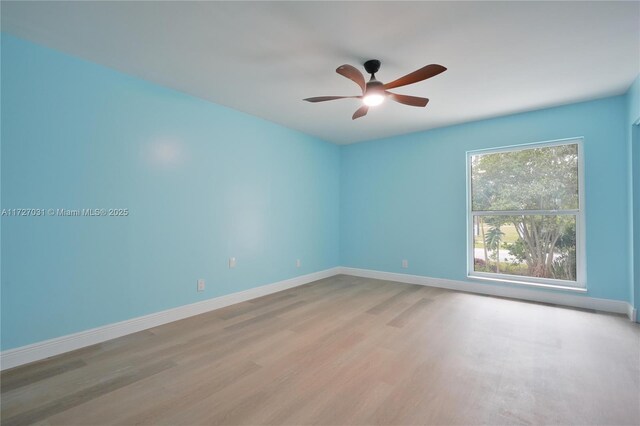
[1,275,639,425]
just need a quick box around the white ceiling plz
[2,1,639,144]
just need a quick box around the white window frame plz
[466,137,586,291]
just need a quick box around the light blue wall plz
[341,96,630,301]
[1,33,637,352]
[0,35,340,350]
[627,75,640,314]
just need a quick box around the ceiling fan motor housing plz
[365,79,384,95]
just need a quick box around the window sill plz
[468,274,587,292]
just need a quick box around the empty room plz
[1,1,639,425]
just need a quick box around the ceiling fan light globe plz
[363,94,385,107]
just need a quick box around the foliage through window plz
[468,140,584,288]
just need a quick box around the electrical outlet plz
[402,259,408,268]
[296,259,301,268]
[197,279,205,292]
[229,257,237,269]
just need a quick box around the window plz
[467,139,585,290]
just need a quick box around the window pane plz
[472,215,577,282]
[471,144,578,211]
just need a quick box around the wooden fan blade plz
[304,96,360,103]
[352,105,369,120]
[383,64,446,90]
[386,92,429,107]
[336,64,366,93]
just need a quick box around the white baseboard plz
[0,267,340,371]
[628,306,638,323]
[337,267,634,318]
[3,265,634,371]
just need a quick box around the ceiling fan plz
[304,59,447,120]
